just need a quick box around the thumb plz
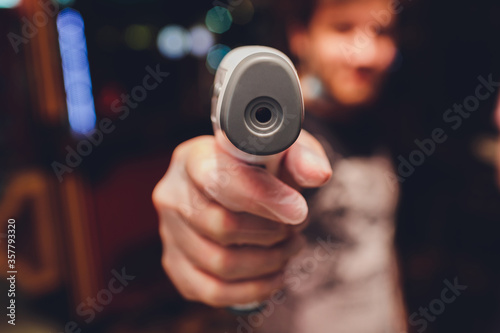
[283,130,332,188]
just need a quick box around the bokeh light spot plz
[231,0,254,25]
[189,25,214,57]
[205,6,232,34]
[57,8,96,135]
[125,25,152,50]
[0,0,21,8]
[206,44,231,73]
[157,25,191,59]
[54,0,76,6]
[302,75,324,100]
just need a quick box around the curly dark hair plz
[280,0,318,27]
[279,0,355,27]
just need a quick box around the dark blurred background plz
[0,0,499,332]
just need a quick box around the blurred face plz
[290,0,397,109]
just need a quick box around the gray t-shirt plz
[254,115,407,333]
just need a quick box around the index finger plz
[185,140,308,225]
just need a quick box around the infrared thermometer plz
[210,46,304,312]
[211,46,303,171]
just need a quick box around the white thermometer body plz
[211,46,304,312]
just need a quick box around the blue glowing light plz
[0,0,21,8]
[54,0,76,6]
[206,44,231,72]
[57,8,96,135]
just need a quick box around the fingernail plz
[302,146,332,175]
[270,193,308,225]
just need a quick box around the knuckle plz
[172,137,197,161]
[170,146,183,164]
[209,209,234,246]
[192,161,220,199]
[152,173,179,211]
[200,177,219,200]
[202,281,226,307]
[152,182,168,209]
[168,144,189,173]
[209,248,232,278]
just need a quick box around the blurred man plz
[153,0,407,332]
